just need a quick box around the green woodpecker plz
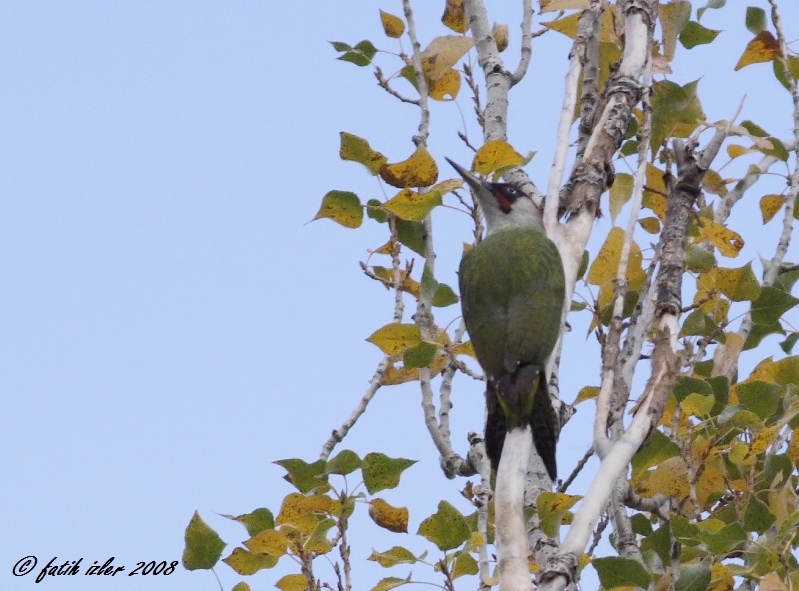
[448,158,565,481]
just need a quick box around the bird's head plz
[446,158,543,235]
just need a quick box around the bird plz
[447,158,565,481]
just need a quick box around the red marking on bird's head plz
[492,189,513,213]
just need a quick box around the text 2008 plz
[129,560,178,576]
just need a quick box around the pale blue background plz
[1,2,798,590]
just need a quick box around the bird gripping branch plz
[448,158,565,481]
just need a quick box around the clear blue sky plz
[1,2,797,590]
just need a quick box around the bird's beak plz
[445,157,493,195]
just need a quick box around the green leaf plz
[743,495,776,534]
[577,250,589,281]
[630,513,653,536]
[672,376,713,402]
[336,40,378,67]
[326,450,361,475]
[395,219,427,255]
[671,515,701,545]
[744,321,785,350]
[368,546,417,568]
[681,310,718,337]
[700,522,747,554]
[676,559,711,591]
[684,244,716,273]
[641,525,671,566]
[735,380,781,420]
[369,575,412,591]
[751,286,799,325]
[632,430,681,477]
[417,501,470,551]
[592,556,652,589]
[650,79,704,155]
[780,332,799,354]
[403,341,438,369]
[740,120,769,137]
[432,283,459,307]
[330,41,353,52]
[223,547,278,575]
[313,191,363,229]
[276,574,310,591]
[362,452,417,494]
[451,552,479,579]
[745,6,767,34]
[366,199,389,223]
[182,512,226,570]
[274,458,330,493]
[227,508,275,537]
[339,132,387,175]
[679,21,721,49]
[697,0,726,21]
[763,136,790,161]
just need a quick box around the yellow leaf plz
[366,323,421,355]
[585,227,646,289]
[276,493,333,535]
[746,425,779,459]
[368,498,409,533]
[573,386,599,405]
[760,195,786,224]
[727,144,754,159]
[710,563,734,591]
[472,139,525,175]
[696,464,725,509]
[713,264,760,301]
[313,191,362,229]
[379,10,405,38]
[441,0,468,34]
[339,132,387,175]
[431,178,463,195]
[659,1,691,61]
[609,172,634,223]
[632,456,689,499]
[452,341,476,359]
[543,12,579,39]
[540,0,589,12]
[788,427,799,467]
[421,35,473,80]
[638,217,661,234]
[735,31,781,71]
[428,68,461,101]
[492,23,509,52]
[380,145,438,188]
[697,220,744,258]
[244,529,288,557]
[702,169,728,196]
[728,441,756,465]
[681,393,714,417]
[643,164,667,221]
[382,188,442,221]
[381,355,447,385]
[275,574,309,591]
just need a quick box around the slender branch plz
[594,60,652,458]
[374,67,420,105]
[558,447,594,493]
[402,0,430,145]
[510,0,533,85]
[320,357,390,460]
